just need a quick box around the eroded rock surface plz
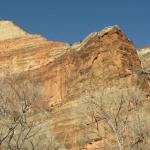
[23,25,149,105]
[0,21,149,149]
[0,22,149,104]
[0,20,29,41]
[138,46,150,73]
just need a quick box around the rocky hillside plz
[0,20,150,150]
[138,45,150,73]
[0,21,149,105]
[0,20,29,41]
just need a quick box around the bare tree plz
[0,74,67,150]
[0,74,42,149]
[75,86,150,150]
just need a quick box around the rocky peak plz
[0,20,29,41]
[73,25,129,49]
[19,25,148,106]
[72,25,141,77]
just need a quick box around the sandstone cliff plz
[138,45,150,73]
[0,20,150,149]
[0,22,148,105]
[0,20,29,41]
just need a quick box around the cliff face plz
[19,26,147,104]
[138,46,150,73]
[0,20,150,149]
[0,22,148,105]
[0,21,70,74]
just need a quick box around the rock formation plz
[0,21,148,105]
[0,20,28,41]
[138,45,150,73]
[0,20,149,149]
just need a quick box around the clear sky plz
[0,0,150,47]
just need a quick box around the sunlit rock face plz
[0,22,149,106]
[138,46,150,73]
[0,20,28,41]
[0,20,150,149]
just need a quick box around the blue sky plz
[0,0,150,47]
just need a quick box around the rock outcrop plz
[23,26,149,104]
[0,21,149,105]
[0,20,150,149]
[0,20,29,41]
[138,46,150,73]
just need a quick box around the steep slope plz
[0,20,29,40]
[0,21,150,149]
[0,20,70,74]
[138,46,150,73]
[22,25,149,105]
[0,22,149,104]
[41,26,150,149]
[0,35,70,74]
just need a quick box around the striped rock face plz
[0,20,70,74]
[0,20,150,149]
[0,21,149,106]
